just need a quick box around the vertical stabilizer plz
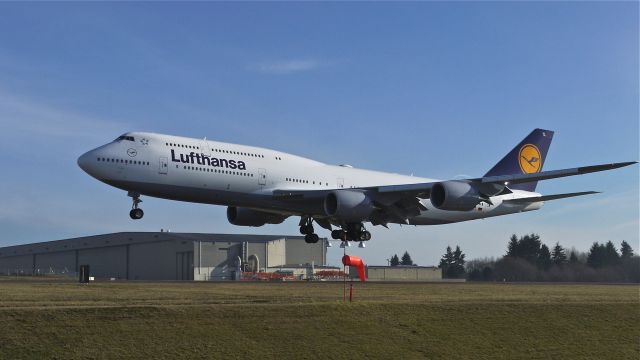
[484,129,554,192]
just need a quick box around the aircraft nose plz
[77,151,93,173]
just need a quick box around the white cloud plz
[250,59,324,75]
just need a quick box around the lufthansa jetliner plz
[78,129,636,244]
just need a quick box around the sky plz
[0,2,637,267]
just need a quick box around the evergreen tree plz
[620,240,634,259]
[439,246,454,276]
[400,251,414,266]
[569,251,579,264]
[390,254,400,266]
[506,234,519,257]
[587,242,606,268]
[604,241,620,266]
[451,245,467,278]
[520,234,542,263]
[537,244,552,270]
[551,242,567,266]
[506,233,542,264]
[440,246,468,278]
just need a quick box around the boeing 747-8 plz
[78,129,636,243]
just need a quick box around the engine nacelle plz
[227,207,287,227]
[430,181,483,211]
[323,190,374,222]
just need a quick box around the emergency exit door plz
[159,157,168,174]
[258,168,267,185]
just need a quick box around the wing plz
[272,161,636,225]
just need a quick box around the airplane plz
[77,129,636,244]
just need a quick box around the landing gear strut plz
[331,223,371,242]
[128,191,144,220]
[299,217,319,244]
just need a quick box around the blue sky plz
[0,2,637,267]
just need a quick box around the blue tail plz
[484,128,554,192]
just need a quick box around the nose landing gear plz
[128,191,144,220]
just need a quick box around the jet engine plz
[226,207,287,227]
[323,190,375,222]
[430,181,484,211]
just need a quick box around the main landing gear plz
[331,223,371,242]
[128,191,144,220]
[300,217,320,244]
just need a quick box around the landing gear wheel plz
[300,224,314,235]
[342,223,371,242]
[359,230,371,241]
[304,233,319,244]
[129,208,144,220]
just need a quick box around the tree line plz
[388,251,415,266]
[438,234,638,282]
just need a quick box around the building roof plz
[0,232,325,258]
[366,265,440,269]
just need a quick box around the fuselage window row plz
[97,158,150,166]
[285,177,329,186]
[165,142,200,150]
[211,148,265,158]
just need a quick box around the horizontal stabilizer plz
[481,161,637,186]
[502,191,600,204]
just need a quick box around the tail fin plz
[484,128,554,192]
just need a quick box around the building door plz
[258,168,267,185]
[176,251,194,280]
[159,157,168,175]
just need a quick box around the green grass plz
[0,279,637,359]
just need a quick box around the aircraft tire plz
[129,208,144,220]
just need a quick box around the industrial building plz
[350,265,442,281]
[0,232,328,281]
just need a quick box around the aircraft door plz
[159,157,168,174]
[258,168,267,185]
[200,140,211,156]
[337,178,344,188]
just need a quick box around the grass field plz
[0,278,637,359]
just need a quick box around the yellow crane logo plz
[519,144,542,174]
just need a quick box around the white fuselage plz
[78,132,543,226]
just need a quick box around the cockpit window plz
[115,135,135,142]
